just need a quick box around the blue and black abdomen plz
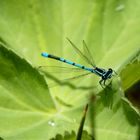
[42,52,77,65]
[42,53,60,60]
[41,52,94,72]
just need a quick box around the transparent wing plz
[82,40,96,67]
[60,72,91,81]
[38,65,86,73]
[66,38,96,67]
[38,65,94,89]
[48,72,92,88]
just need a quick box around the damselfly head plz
[108,68,118,76]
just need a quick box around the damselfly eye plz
[108,68,113,72]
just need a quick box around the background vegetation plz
[0,0,139,140]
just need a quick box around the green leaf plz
[0,0,140,140]
[0,44,54,111]
[50,131,93,140]
[120,51,140,91]
[0,43,58,139]
[0,137,4,140]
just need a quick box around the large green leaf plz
[0,0,140,140]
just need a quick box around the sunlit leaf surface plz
[0,0,139,140]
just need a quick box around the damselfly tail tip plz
[41,52,49,57]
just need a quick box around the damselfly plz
[41,38,116,87]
